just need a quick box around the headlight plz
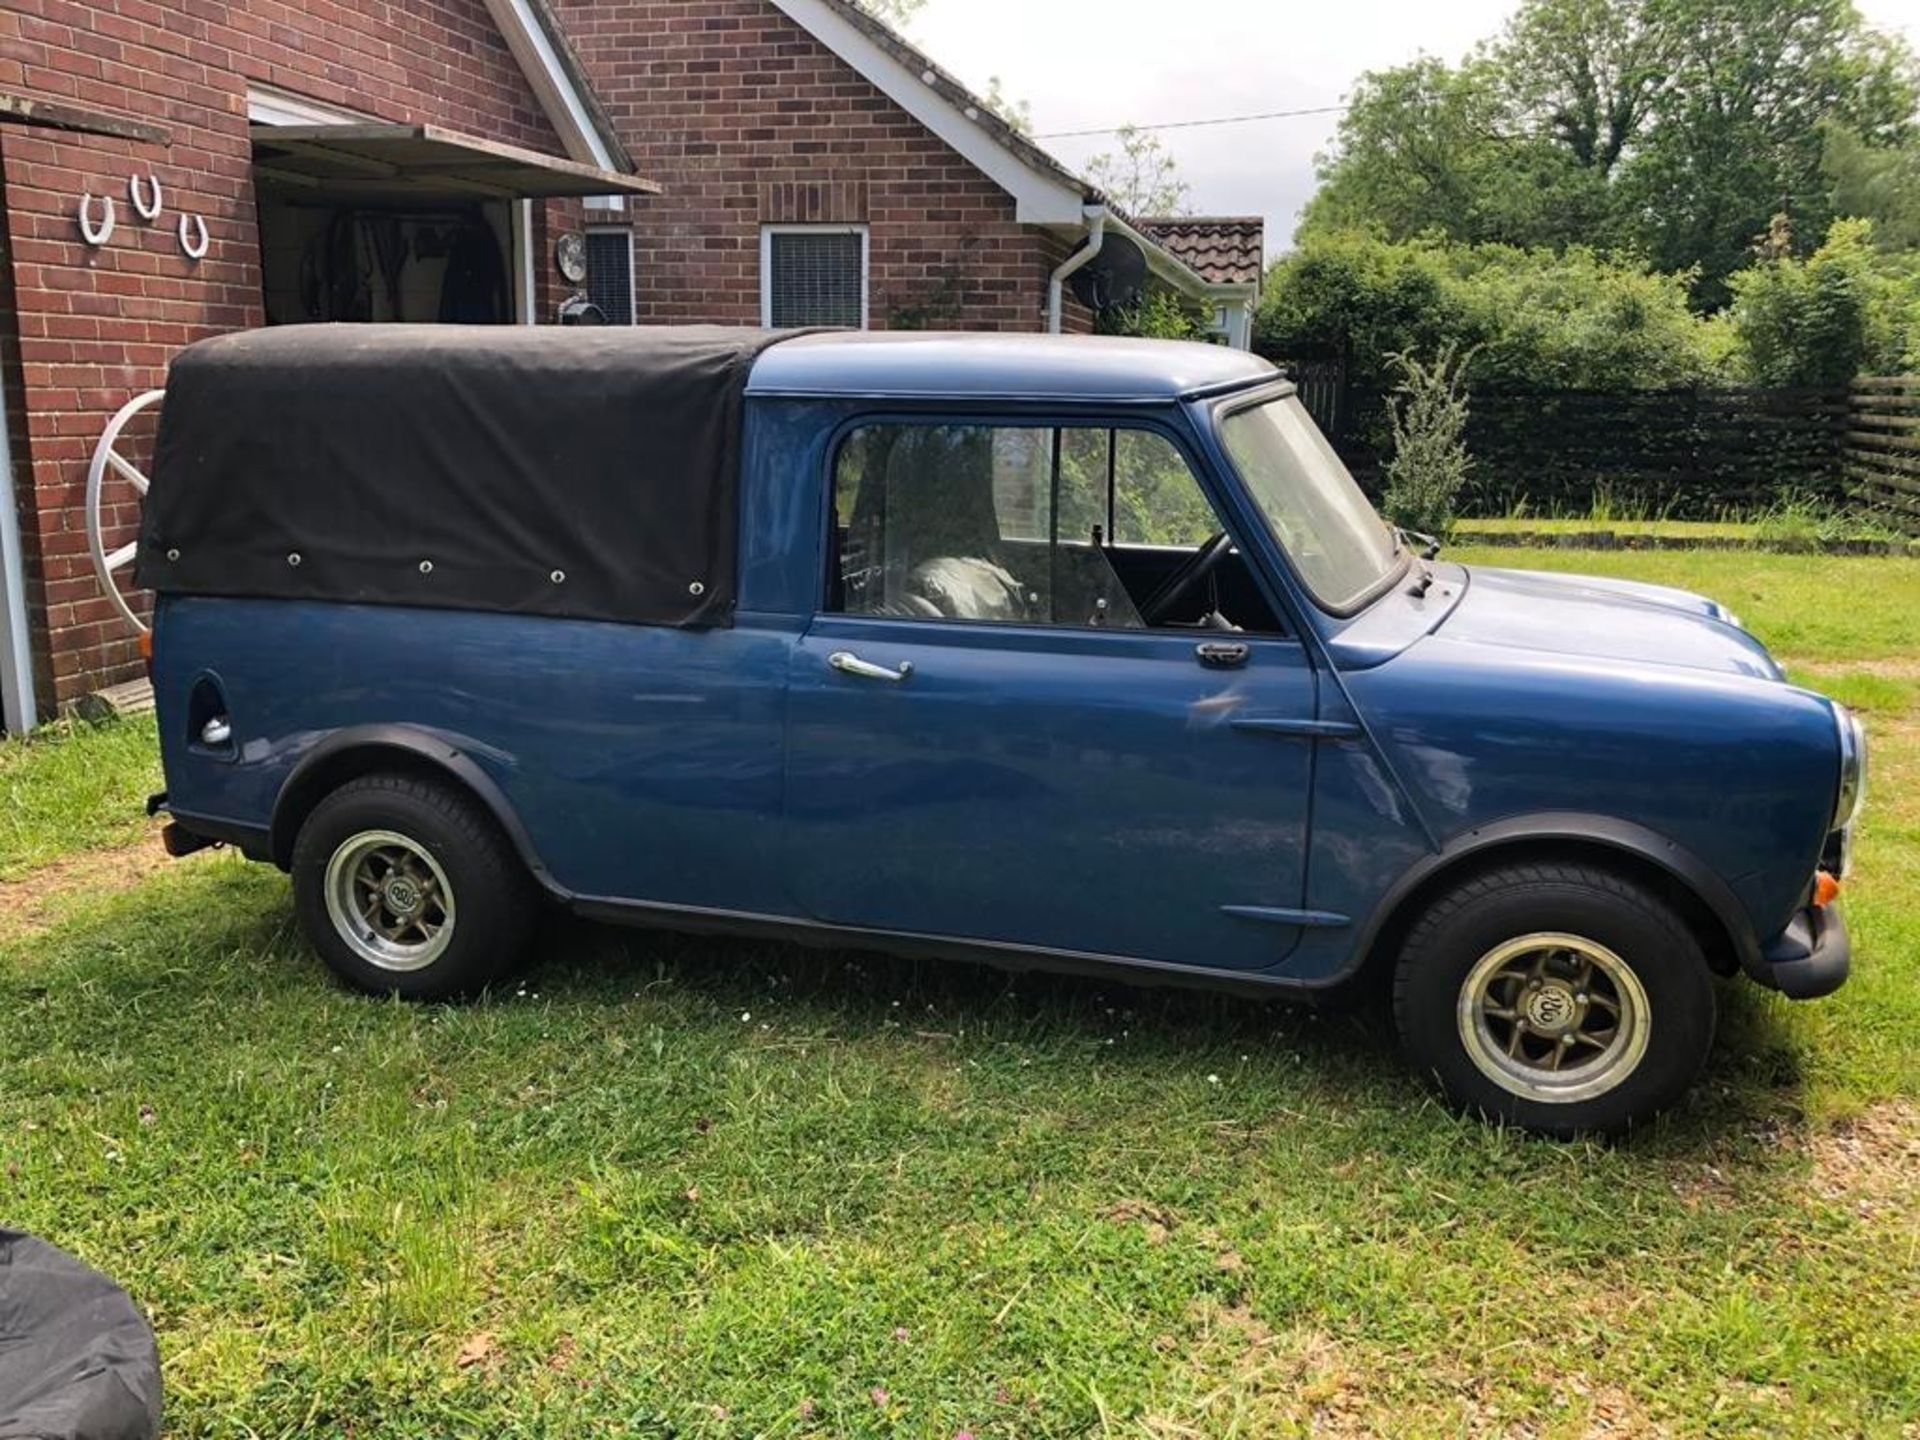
[1834,705,1868,831]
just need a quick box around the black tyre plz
[1392,861,1717,1137]
[290,773,538,1000]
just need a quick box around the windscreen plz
[1219,396,1403,613]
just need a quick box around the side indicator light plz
[137,630,152,663]
[1813,871,1842,909]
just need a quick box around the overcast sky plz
[907,0,1920,255]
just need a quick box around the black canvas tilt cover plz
[0,1229,162,1439]
[137,324,803,628]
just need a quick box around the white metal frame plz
[514,200,537,325]
[586,225,638,325]
[0,389,37,732]
[760,223,870,331]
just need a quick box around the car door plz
[783,417,1324,974]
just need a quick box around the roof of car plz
[746,331,1283,403]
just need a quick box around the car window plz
[1109,430,1219,547]
[831,422,1237,629]
[829,421,1294,635]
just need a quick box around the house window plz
[585,228,636,325]
[762,225,868,329]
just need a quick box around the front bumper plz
[1744,905,1850,999]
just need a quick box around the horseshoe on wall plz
[178,213,209,261]
[129,172,163,221]
[78,193,115,247]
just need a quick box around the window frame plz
[584,224,638,326]
[1212,385,1411,621]
[761,223,871,331]
[817,409,1289,639]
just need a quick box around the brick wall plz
[0,0,1097,715]
[551,0,1092,335]
[0,0,567,712]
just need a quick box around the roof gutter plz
[1048,204,1107,334]
[1104,211,1227,302]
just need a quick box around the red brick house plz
[0,0,1262,730]
[553,0,1261,344]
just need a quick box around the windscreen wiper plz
[1396,527,1442,560]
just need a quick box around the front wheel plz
[1392,862,1717,1136]
[291,773,538,1000]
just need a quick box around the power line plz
[1033,103,1347,140]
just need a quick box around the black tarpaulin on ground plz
[136,324,806,629]
[0,1230,161,1439]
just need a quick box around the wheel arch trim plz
[269,725,563,894]
[1345,812,1761,984]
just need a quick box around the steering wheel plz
[1142,530,1234,625]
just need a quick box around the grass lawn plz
[0,714,165,879]
[1458,517,1765,542]
[3,547,1917,1437]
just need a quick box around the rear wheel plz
[1392,862,1716,1136]
[291,773,537,999]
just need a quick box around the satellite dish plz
[1068,231,1149,315]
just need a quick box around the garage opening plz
[249,123,657,326]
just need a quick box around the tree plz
[1100,288,1212,341]
[1302,54,1617,250]
[855,0,923,27]
[1621,0,1919,305]
[1256,231,1732,391]
[1730,217,1920,382]
[1823,122,1920,251]
[1303,0,1920,306]
[1498,0,1664,178]
[1305,58,1517,243]
[1382,344,1476,535]
[1084,126,1191,216]
[981,76,1032,135]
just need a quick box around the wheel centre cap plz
[1524,984,1578,1033]
[383,876,422,917]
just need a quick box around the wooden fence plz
[1847,377,1920,534]
[1458,387,1848,517]
[1289,380,1851,519]
[1276,360,1920,531]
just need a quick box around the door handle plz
[829,650,915,682]
[1196,642,1250,670]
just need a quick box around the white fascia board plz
[768,0,1085,225]
[481,0,621,173]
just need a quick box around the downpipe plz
[1047,204,1108,334]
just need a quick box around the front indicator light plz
[1813,871,1842,909]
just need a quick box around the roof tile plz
[1134,217,1266,287]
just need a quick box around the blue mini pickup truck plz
[136,325,1864,1134]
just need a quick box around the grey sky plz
[907,0,1920,254]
